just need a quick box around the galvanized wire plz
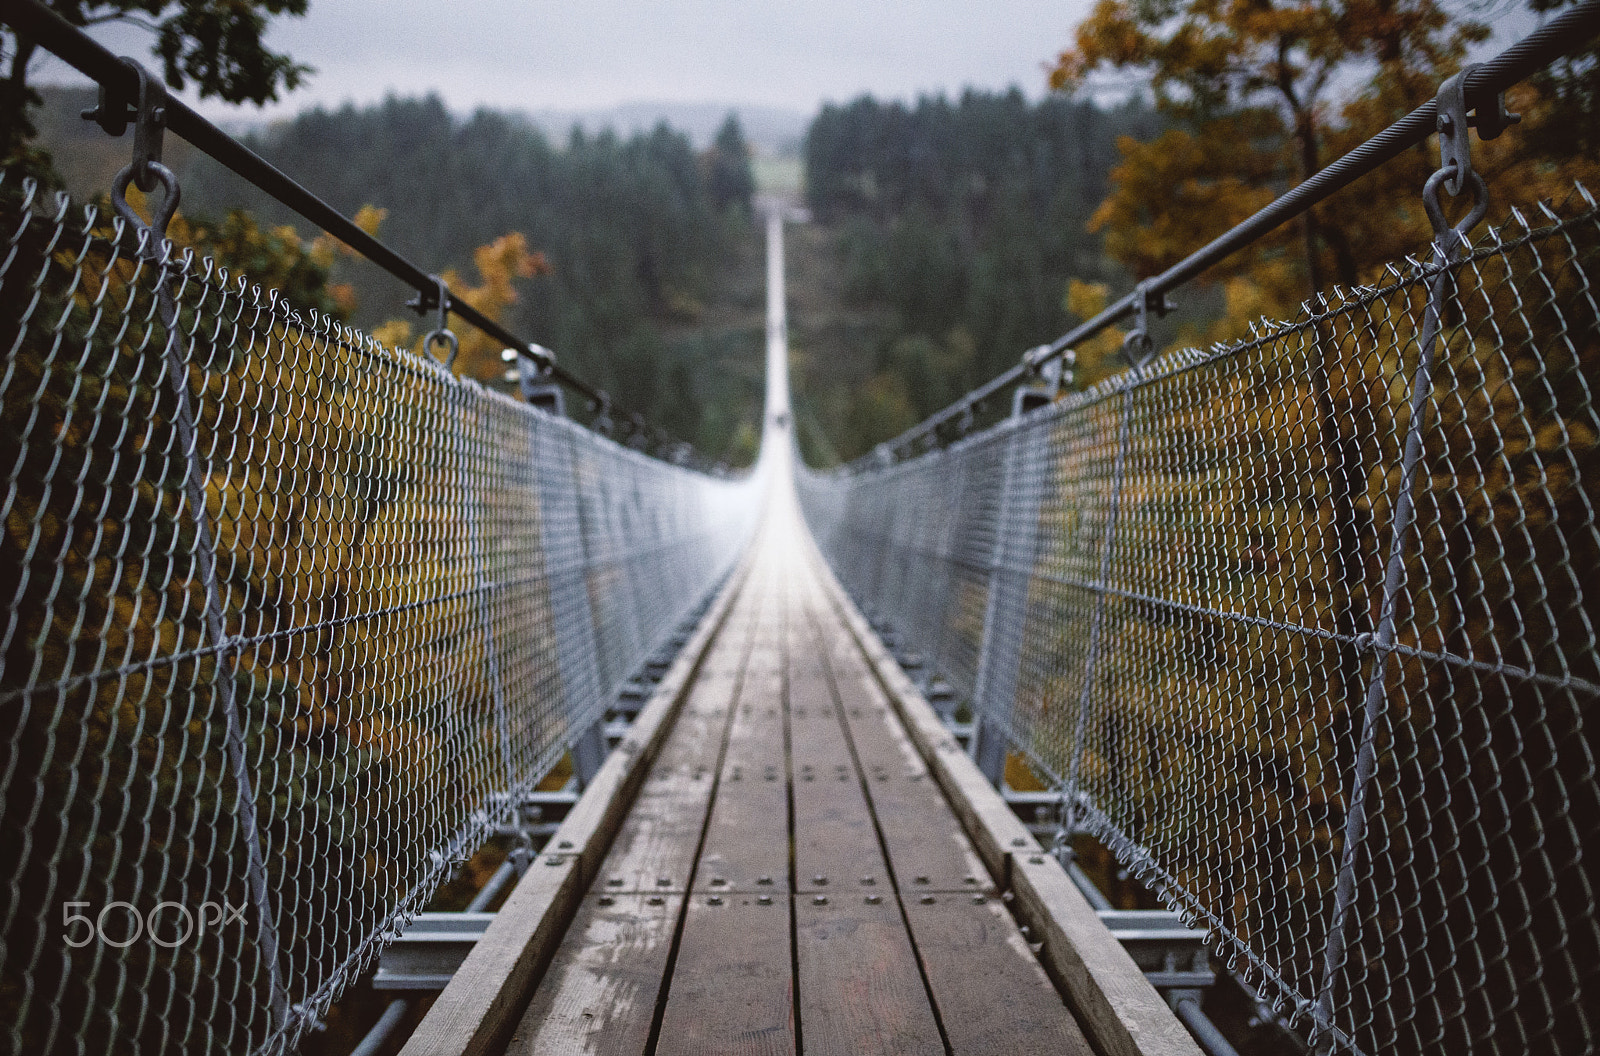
[0,178,759,1056]
[798,184,1600,1056]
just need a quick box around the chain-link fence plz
[0,179,759,1056]
[798,184,1599,1056]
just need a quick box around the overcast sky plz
[36,0,1541,129]
[45,0,1100,122]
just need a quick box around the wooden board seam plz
[801,539,1204,1056]
[398,550,758,1056]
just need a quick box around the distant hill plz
[519,102,809,157]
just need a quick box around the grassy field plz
[753,154,803,197]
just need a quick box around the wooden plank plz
[557,570,763,891]
[790,765,887,895]
[804,541,1204,1056]
[399,551,754,1056]
[822,664,996,894]
[868,779,995,895]
[903,895,1095,1056]
[397,856,583,1056]
[506,894,681,1056]
[595,673,742,893]
[694,660,789,893]
[655,898,794,1056]
[805,549,1041,881]
[594,766,719,896]
[1012,855,1205,1056]
[793,896,943,1056]
[786,661,888,894]
[693,765,789,893]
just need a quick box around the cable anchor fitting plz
[92,59,179,251]
[1121,283,1173,370]
[1428,65,1506,249]
[411,276,459,370]
[592,395,614,437]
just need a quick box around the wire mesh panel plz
[0,180,758,1056]
[797,186,1600,1056]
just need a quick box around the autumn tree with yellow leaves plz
[1042,5,1600,1053]
[1053,0,1598,327]
[1051,0,1495,320]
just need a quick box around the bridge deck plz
[502,502,1095,1055]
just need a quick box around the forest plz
[791,90,1161,463]
[22,82,1172,468]
[177,95,768,464]
[165,89,1168,468]
[18,0,1595,472]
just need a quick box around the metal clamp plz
[84,58,167,190]
[1429,67,1498,245]
[956,402,975,437]
[418,276,459,369]
[1122,283,1169,369]
[97,59,180,249]
[1436,65,1520,198]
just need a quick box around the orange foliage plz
[377,232,551,381]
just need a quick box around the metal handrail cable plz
[1,0,700,460]
[853,0,1600,465]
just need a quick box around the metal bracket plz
[1436,70,1474,197]
[504,345,564,415]
[83,58,167,191]
[1435,65,1519,198]
[592,395,614,437]
[1021,342,1054,371]
[1121,283,1173,370]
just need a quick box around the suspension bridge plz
[2,2,1599,1055]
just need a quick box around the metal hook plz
[1122,282,1157,369]
[420,276,458,369]
[425,329,460,369]
[1422,166,1489,250]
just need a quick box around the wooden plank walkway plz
[502,497,1096,1056]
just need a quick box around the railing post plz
[454,383,515,786]
[1059,367,1139,835]
[921,447,966,694]
[971,416,1046,785]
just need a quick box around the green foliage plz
[793,89,1159,463]
[178,95,764,464]
[705,113,756,215]
[2,0,311,180]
